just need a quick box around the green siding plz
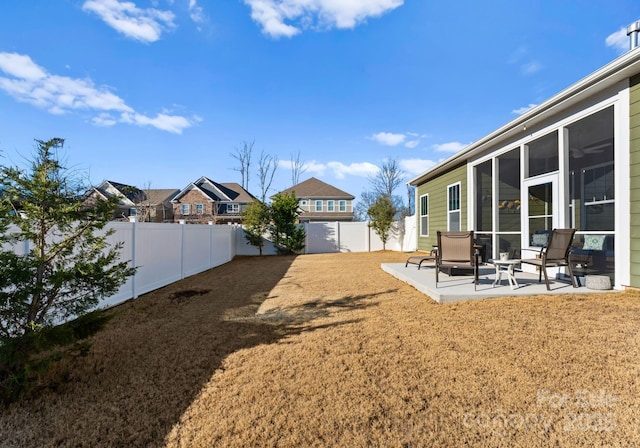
[416,163,467,251]
[630,74,640,287]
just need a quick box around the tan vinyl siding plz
[630,74,640,287]
[415,163,467,251]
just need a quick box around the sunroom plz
[409,42,640,291]
[470,104,618,287]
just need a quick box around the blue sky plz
[0,1,637,202]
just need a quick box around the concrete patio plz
[382,262,616,303]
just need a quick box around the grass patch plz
[0,310,111,405]
[1,252,639,447]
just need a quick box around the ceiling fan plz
[569,140,612,159]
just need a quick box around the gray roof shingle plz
[274,177,354,200]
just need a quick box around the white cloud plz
[371,131,406,146]
[606,26,631,53]
[432,142,467,153]
[120,111,196,134]
[92,113,118,127]
[0,52,47,81]
[82,0,176,43]
[188,0,206,24]
[278,159,327,175]
[327,161,379,179]
[0,52,196,134]
[512,103,537,115]
[521,61,541,75]
[509,46,541,76]
[404,140,419,149]
[304,161,327,174]
[399,158,436,175]
[243,0,403,38]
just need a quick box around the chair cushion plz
[531,232,549,247]
[583,235,606,251]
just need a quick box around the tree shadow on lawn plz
[256,289,395,326]
[0,256,385,447]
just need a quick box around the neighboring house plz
[171,176,256,224]
[408,23,640,291]
[85,181,179,222]
[135,189,180,222]
[84,180,141,221]
[274,177,355,222]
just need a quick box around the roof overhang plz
[409,46,640,186]
[171,183,214,203]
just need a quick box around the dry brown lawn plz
[1,251,640,447]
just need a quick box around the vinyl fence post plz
[335,221,340,253]
[209,221,213,268]
[304,222,309,255]
[180,219,186,279]
[129,219,138,299]
[366,221,371,252]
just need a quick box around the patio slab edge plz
[381,263,613,304]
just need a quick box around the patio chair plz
[435,231,479,290]
[521,228,578,291]
[405,248,436,269]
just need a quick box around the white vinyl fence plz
[7,217,416,311]
[100,221,236,307]
[236,216,417,255]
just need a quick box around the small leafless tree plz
[290,150,307,186]
[231,140,254,191]
[370,158,405,199]
[355,159,408,222]
[131,182,154,222]
[405,185,416,216]
[257,151,279,202]
[210,201,224,224]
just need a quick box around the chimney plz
[628,20,640,50]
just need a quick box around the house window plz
[181,204,190,215]
[339,200,346,212]
[300,200,308,206]
[581,163,614,231]
[327,200,335,212]
[475,160,492,232]
[568,106,615,232]
[448,183,461,231]
[419,194,429,237]
[315,200,323,212]
[129,208,137,216]
[227,203,240,214]
[194,204,204,214]
[527,131,558,178]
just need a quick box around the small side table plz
[489,259,520,289]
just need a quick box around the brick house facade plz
[171,177,256,224]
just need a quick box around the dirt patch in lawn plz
[1,251,640,447]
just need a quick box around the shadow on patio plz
[382,262,615,303]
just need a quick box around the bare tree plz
[370,158,405,199]
[355,159,408,222]
[257,150,279,202]
[405,185,416,217]
[131,182,154,222]
[290,150,307,186]
[231,140,254,191]
[354,190,376,222]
